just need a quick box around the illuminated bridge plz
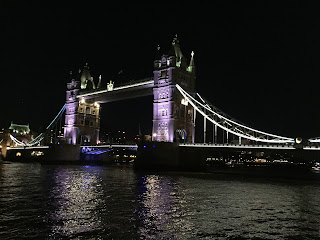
[2,36,320,166]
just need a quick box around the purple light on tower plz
[152,36,196,143]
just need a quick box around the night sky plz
[2,3,320,140]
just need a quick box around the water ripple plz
[0,163,320,239]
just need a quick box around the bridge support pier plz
[0,130,10,159]
[136,142,206,171]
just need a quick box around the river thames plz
[0,162,320,239]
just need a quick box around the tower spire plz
[97,75,102,89]
[187,51,195,74]
[168,34,186,68]
[155,44,161,60]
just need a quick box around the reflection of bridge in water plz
[2,36,320,168]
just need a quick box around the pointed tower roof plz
[80,62,92,89]
[187,51,195,74]
[155,45,161,60]
[97,75,102,89]
[168,35,187,68]
[168,35,183,60]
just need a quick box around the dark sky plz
[2,3,320,139]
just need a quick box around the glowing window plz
[158,109,168,116]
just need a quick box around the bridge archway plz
[175,129,187,143]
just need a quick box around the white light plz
[181,98,188,106]
[81,98,85,104]
[94,102,100,108]
[153,133,157,137]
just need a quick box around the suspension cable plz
[27,104,66,145]
[9,104,66,147]
[176,84,294,144]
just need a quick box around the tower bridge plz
[64,36,196,146]
[3,36,320,167]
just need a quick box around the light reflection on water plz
[0,163,320,239]
[137,175,195,239]
[49,166,105,238]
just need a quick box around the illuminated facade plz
[64,37,195,144]
[64,67,100,145]
[152,36,196,142]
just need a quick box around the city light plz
[94,102,100,108]
[181,98,188,106]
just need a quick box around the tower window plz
[158,109,168,117]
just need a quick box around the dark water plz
[1,162,320,239]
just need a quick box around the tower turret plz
[168,35,187,69]
[80,63,96,90]
[154,45,161,69]
[187,51,195,74]
[80,63,91,89]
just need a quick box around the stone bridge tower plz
[64,64,100,145]
[152,36,196,143]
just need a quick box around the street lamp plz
[153,133,157,141]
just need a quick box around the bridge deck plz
[7,143,320,151]
[179,143,296,150]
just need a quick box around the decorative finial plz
[172,34,179,45]
[78,68,81,73]
[157,45,160,51]
[69,70,73,75]
[191,51,194,57]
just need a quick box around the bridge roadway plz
[180,143,320,150]
[5,143,320,166]
[77,78,154,103]
[8,143,320,151]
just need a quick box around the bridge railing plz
[179,143,295,149]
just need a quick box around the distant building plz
[7,122,34,146]
[9,122,30,135]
